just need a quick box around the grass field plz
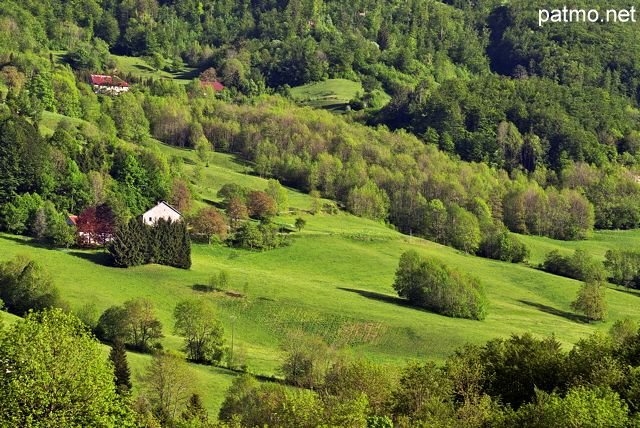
[51,51,200,84]
[39,111,89,137]
[112,54,199,83]
[519,229,640,266]
[5,140,640,417]
[290,78,389,112]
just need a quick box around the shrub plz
[392,250,488,320]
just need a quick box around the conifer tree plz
[181,393,208,424]
[109,339,132,395]
[110,217,148,267]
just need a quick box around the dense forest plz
[3,0,640,425]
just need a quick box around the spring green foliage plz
[218,329,640,427]
[393,250,488,320]
[542,248,606,282]
[478,225,530,263]
[139,350,198,425]
[0,309,138,427]
[604,248,640,288]
[265,179,289,212]
[295,217,307,231]
[173,298,225,364]
[97,297,164,353]
[0,254,62,316]
[571,280,608,322]
[234,222,288,251]
[207,269,230,292]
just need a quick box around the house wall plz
[143,204,181,225]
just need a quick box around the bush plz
[478,227,530,263]
[392,250,488,320]
[541,249,605,282]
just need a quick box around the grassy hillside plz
[5,140,640,416]
[290,78,389,112]
[112,54,199,83]
[518,229,640,266]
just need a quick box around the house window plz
[149,217,153,222]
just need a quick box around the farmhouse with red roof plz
[200,81,225,93]
[90,74,130,95]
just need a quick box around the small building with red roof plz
[200,81,225,93]
[90,74,130,95]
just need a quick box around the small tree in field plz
[571,280,607,322]
[191,206,227,244]
[246,190,276,220]
[295,217,306,231]
[226,196,248,229]
[173,298,225,364]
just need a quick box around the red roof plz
[90,75,129,87]
[200,81,225,91]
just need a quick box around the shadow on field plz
[613,286,640,299]
[201,198,225,209]
[0,235,46,247]
[517,300,589,323]
[68,251,112,267]
[338,287,415,308]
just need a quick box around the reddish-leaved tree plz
[76,203,115,247]
[246,191,276,220]
[191,207,228,244]
[226,196,248,229]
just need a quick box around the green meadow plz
[112,54,199,83]
[4,142,640,415]
[290,78,389,112]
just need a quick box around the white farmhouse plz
[142,201,182,226]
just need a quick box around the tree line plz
[218,323,640,427]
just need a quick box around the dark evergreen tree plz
[110,217,190,269]
[171,220,192,269]
[181,393,208,424]
[108,339,132,396]
[109,217,148,268]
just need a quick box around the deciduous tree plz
[226,196,249,228]
[247,190,276,220]
[0,309,137,427]
[139,350,198,424]
[571,280,607,322]
[173,298,225,364]
[191,206,227,244]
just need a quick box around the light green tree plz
[571,280,607,322]
[139,350,197,424]
[0,308,137,427]
[265,179,289,212]
[173,298,225,364]
[295,217,306,231]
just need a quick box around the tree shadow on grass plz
[338,287,427,311]
[612,286,640,299]
[192,284,211,292]
[67,251,112,267]
[0,234,49,248]
[201,198,225,210]
[517,300,589,323]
